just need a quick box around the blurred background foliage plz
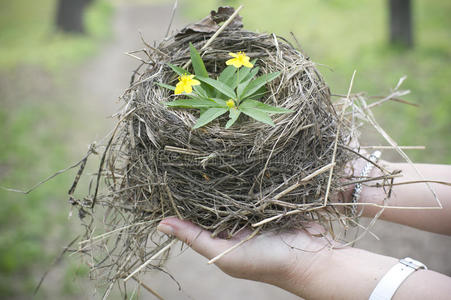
[0,0,112,297]
[0,0,112,71]
[0,0,449,298]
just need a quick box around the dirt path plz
[78,4,179,136]
[73,3,450,299]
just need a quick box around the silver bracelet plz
[351,150,381,217]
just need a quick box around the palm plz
[158,218,331,285]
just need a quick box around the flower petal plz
[190,79,201,86]
[226,58,235,66]
[228,52,238,58]
[185,85,193,94]
[232,60,242,68]
[243,61,254,68]
[174,83,184,95]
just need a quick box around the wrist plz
[359,159,390,218]
[275,235,344,298]
[342,156,390,218]
[285,245,398,299]
[334,153,382,213]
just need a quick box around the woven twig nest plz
[70,7,395,292]
[110,21,351,233]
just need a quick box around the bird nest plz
[69,7,398,295]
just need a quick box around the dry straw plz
[65,6,439,298]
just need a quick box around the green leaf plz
[237,77,253,100]
[248,86,267,100]
[193,108,228,129]
[216,66,237,98]
[240,107,275,126]
[189,43,216,97]
[189,43,209,78]
[165,98,219,108]
[156,82,175,91]
[236,67,261,99]
[225,108,241,129]
[230,61,258,90]
[196,76,236,99]
[240,99,293,114]
[168,63,188,76]
[242,66,259,82]
[210,98,228,107]
[241,72,281,100]
[237,59,257,81]
[193,85,208,98]
[218,65,236,85]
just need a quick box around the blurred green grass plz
[185,0,451,163]
[0,0,113,71]
[0,0,112,297]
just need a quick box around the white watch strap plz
[369,257,427,300]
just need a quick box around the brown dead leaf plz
[175,6,243,40]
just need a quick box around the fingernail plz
[157,223,174,236]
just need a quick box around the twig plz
[336,207,385,248]
[92,108,136,208]
[289,31,306,55]
[359,94,442,209]
[323,70,356,206]
[2,148,93,195]
[366,93,415,109]
[164,145,202,155]
[124,238,177,282]
[34,236,79,295]
[182,5,243,70]
[339,173,402,187]
[252,208,305,227]
[273,162,335,200]
[124,51,148,63]
[330,202,443,210]
[165,0,178,38]
[208,226,260,264]
[359,145,425,150]
[164,173,183,219]
[370,179,451,187]
[78,220,155,245]
[132,276,165,300]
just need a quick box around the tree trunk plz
[389,0,413,47]
[55,0,93,33]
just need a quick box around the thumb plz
[157,217,231,260]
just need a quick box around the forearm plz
[157,216,451,300]
[360,162,451,235]
[278,245,451,300]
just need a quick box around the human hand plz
[157,217,337,293]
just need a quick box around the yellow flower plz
[174,74,200,95]
[226,51,253,68]
[226,99,236,108]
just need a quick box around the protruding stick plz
[124,239,177,282]
[182,5,244,70]
[208,226,260,264]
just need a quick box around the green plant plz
[159,43,293,129]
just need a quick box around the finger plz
[157,217,231,260]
